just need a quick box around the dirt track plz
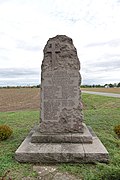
[0,88,40,112]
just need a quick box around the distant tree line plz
[0,84,41,89]
[0,82,120,89]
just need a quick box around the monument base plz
[31,123,93,143]
[15,125,109,163]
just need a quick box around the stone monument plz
[15,35,109,163]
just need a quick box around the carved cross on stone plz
[46,41,60,68]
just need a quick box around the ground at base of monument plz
[15,126,109,163]
[33,165,81,180]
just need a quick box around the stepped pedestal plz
[15,35,109,163]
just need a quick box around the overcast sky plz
[0,0,120,86]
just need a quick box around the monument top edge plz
[47,35,73,43]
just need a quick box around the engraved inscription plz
[44,86,61,99]
[41,70,79,121]
[44,100,61,120]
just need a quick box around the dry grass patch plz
[0,88,40,112]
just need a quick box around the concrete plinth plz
[15,126,109,163]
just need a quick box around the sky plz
[0,0,120,86]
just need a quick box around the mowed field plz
[81,87,120,94]
[0,88,40,112]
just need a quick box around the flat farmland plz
[0,88,40,112]
[0,87,120,112]
[81,87,120,94]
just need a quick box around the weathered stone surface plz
[15,35,109,164]
[15,127,109,163]
[31,123,93,143]
[33,165,57,177]
[42,35,80,71]
[52,172,80,180]
[39,35,83,133]
[83,137,109,163]
[33,166,80,180]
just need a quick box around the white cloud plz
[0,0,120,86]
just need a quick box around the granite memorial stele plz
[15,35,109,163]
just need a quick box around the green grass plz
[0,94,120,179]
[59,94,120,180]
[0,111,39,179]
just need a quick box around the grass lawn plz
[0,94,120,179]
